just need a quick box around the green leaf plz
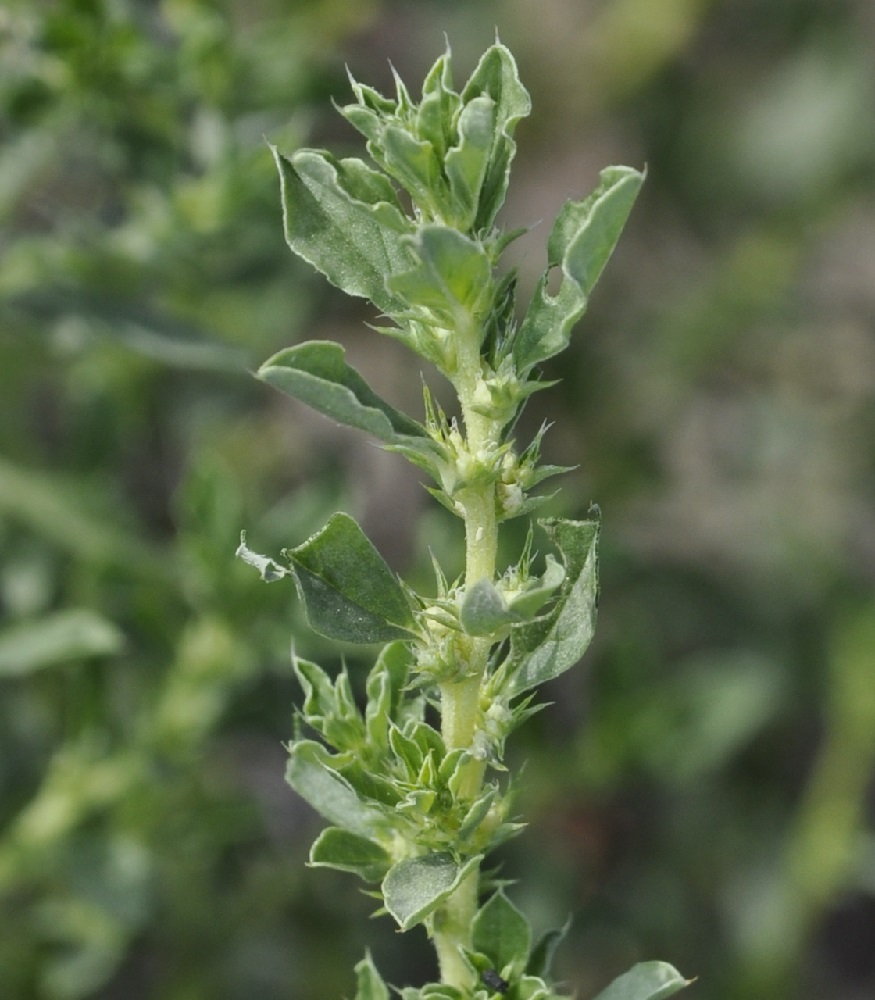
[417,46,460,163]
[472,890,531,974]
[459,579,516,636]
[504,517,599,697]
[309,827,392,882]
[387,226,493,327]
[285,740,387,837]
[590,962,691,1000]
[380,124,444,215]
[383,852,482,930]
[506,556,565,619]
[444,95,496,228]
[526,918,571,980]
[514,166,644,375]
[286,513,415,643]
[258,341,437,463]
[271,145,414,315]
[354,952,390,1000]
[0,610,124,678]
[460,42,532,229]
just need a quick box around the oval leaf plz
[271,145,414,316]
[310,827,392,882]
[472,890,531,974]
[590,962,692,1000]
[459,578,516,636]
[383,852,481,931]
[287,513,415,643]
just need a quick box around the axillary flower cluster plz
[239,39,690,1000]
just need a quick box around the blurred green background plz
[1,1,874,998]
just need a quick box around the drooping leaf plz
[383,852,482,931]
[503,517,599,696]
[514,167,644,375]
[472,890,531,974]
[257,341,438,465]
[309,827,392,882]
[286,513,415,643]
[285,740,387,837]
[271,145,414,315]
[0,610,124,678]
[589,962,691,1000]
[354,952,391,1000]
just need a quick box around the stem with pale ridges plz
[431,313,502,988]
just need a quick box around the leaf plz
[387,225,493,327]
[354,952,390,1000]
[444,95,496,228]
[285,740,387,837]
[504,517,599,697]
[506,556,565,619]
[309,827,392,882]
[589,962,691,1000]
[459,579,516,636]
[526,918,571,980]
[286,513,415,643]
[514,167,644,375]
[258,341,437,464]
[472,890,531,974]
[271,145,414,315]
[460,42,532,230]
[0,610,124,678]
[383,852,482,931]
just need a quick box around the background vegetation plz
[1,1,873,998]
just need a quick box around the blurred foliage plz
[1,1,874,999]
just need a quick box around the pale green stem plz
[433,316,500,989]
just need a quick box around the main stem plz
[434,319,500,989]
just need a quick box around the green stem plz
[433,316,501,989]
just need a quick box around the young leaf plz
[589,962,692,1000]
[354,952,391,1000]
[383,852,482,931]
[271,145,414,315]
[444,95,496,229]
[459,578,517,636]
[285,740,387,837]
[472,890,531,974]
[310,827,392,882]
[503,517,599,696]
[286,513,415,643]
[258,340,438,463]
[386,226,493,328]
[514,167,644,375]
[460,42,532,230]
